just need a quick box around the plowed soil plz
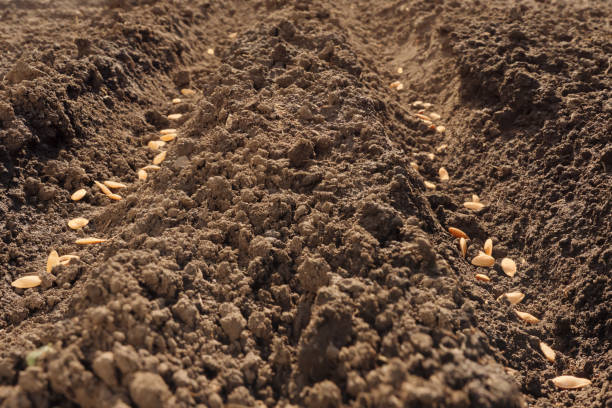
[0,0,610,407]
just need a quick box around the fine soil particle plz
[0,0,610,407]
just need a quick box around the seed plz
[436,125,446,133]
[46,250,59,273]
[67,217,89,230]
[142,165,161,171]
[160,133,176,142]
[172,98,182,104]
[167,113,183,120]
[94,180,112,196]
[58,254,80,265]
[484,238,493,256]
[11,275,42,289]
[108,193,122,201]
[436,143,448,153]
[471,253,495,267]
[180,89,196,96]
[103,181,127,189]
[463,201,485,211]
[551,376,591,390]
[515,310,540,324]
[229,32,238,39]
[429,112,441,120]
[424,181,436,190]
[459,237,467,257]
[160,128,177,135]
[475,273,490,282]
[472,194,480,203]
[396,83,404,91]
[423,102,432,109]
[449,227,469,239]
[415,113,431,121]
[71,189,87,201]
[439,167,449,182]
[207,48,215,55]
[500,292,525,305]
[148,140,166,150]
[412,100,424,108]
[539,342,556,363]
[501,258,517,277]
[153,151,167,165]
[426,153,435,160]
[138,169,148,180]
[410,162,419,171]
[75,237,107,245]
[390,81,401,89]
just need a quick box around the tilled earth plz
[0,0,610,407]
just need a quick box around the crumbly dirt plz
[0,0,610,407]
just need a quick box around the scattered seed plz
[108,193,122,201]
[423,102,432,109]
[103,181,127,189]
[422,119,433,126]
[475,273,490,282]
[148,140,166,150]
[515,310,540,324]
[499,292,525,305]
[160,133,177,142]
[153,151,167,165]
[11,275,42,289]
[436,125,446,133]
[46,250,59,273]
[436,143,448,153]
[410,162,419,171]
[439,167,449,182]
[472,194,480,203]
[172,98,182,104]
[415,113,431,121]
[551,376,591,390]
[463,201,485,211]
[228,32,238,39]
[412,101,424,108]
[396,83,404,91]
[449,227,469,239]
[94,180,112,196]
[168,113,183,120]
[68,217,89,230]
[75,237,107,245]
[58,254,80,265]
[539,342,556,363]
[429,112,441,120]
[160,128,177,135]
[137,169,148,180]
[424,181,436,190]
[471,253,495,267]
[142,165,161,171]
[501,258,517,277]
[459,237,467,257]
[390,81,401,89]
[207,48,215,55]
[71,189,87,201]
[180,89,196,96]
[426,152,435,160]
[484,238,493,256]
[397,67,403,74]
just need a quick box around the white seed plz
[412,100,424,108]
[410,162,419,171]
[160,128,177,135]
[397,67,403,74]
[148,140,166,150]
[68,217,89,230]
[71,189,87,201]
[396,83,404,91]
[229,32,238,39]
[429,112,441,120]
[142,165,161,171]
[424,181,436,190]
[484,238,493,256]
[103,181,127,189]
[426,153,435,160]
[459,237,467,257]
[436,125,446,133]
[58,255,80,265]
[207,48,215,55]
[153,151,167,165]
[475,273,490,282]
[551,376,591,390]
[75,237,107,245]
[94,180,112,196]
[501,258,517,277]
[167,113,183,120]
[439,167,449,182]
[463,201,485,211]
[472,194,480,203]
[46,250,59,273]
[11,275,42,289]
[436,143,448,153]
[539,342,556,363]
[515,310,540,324]
[180,89,196,96]
[471,253,495,267]
[423,102,432,109]
[160,133,177,142]
[138,169,148,180]
[172,98,182,104]
[500,292,525,305]
[449,227,469,239]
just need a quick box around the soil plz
[0,0,610,407]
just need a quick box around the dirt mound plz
[0,0,610,407]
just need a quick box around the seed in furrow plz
[475,273,490,282]
[471,253,495,267]
[484,238,493,256]
[160,133,176,142]
[160,128,177,135]
[142,165,161,171]
[11,276,42,289]
[501,258,517,277]
[539,342,556,363]
[138,169,148,180]
[515,310,540,324]
[472,194,480,203]
[436,143,448,153]
[172,98,182,104]
[148,140,166,150]
[500,292,525,305]
[551,376,591,390]
[439,167,449,182]
[429,112,441,120]
[46,250,59,273]
[390,81,401,89]
[68,217,89,230]
[412,101,423,108]
[167,113,183,120]
[94,180,112,196]
[415,113,431,121]
[75,237,107,245]
[410,162,419,171]
[463,201,485,211]
[426,152,435,160]
[71,189,87,201]
[58,255,80,265]
[449,227,469,239]
[103,181,127,189]
[207,48,215,55]
[108,193,122,201]
[459,237,467,258]
[153,151,167,165]
[436,125,446,133]
[180,89,196,96]
[424,181,436,190]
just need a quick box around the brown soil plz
[0,0,610,407]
